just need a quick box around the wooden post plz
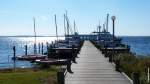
[13,46,16,71]
[115,59,121,72]
[72,45,76,63]
[46,42,49,52]
[104,45,107,57]
[25,45,27,55]
[148,67,149,83]
[133,72,140,84]
[38,43,40,54]
[54,40,57,48]
[57,71,64,84]
[41,42,43,55]
[34,43,37,55]
[51,41,54,47]
[109,55,113,62]
[105,46,108,57]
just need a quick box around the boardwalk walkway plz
[65,41,132,84]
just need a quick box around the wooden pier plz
[65,41,132,84]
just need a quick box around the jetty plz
[9,13,137,84]
[65,41,132,84]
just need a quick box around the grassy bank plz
[0,67,57,84]
[116,53,150,84]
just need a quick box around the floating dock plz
[65,41,132,84]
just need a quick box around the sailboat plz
[35,14,70,65]
[13,17,47,61]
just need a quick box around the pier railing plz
[57,41,84,84]
[90,40,150,84]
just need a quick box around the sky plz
[0,0,150,36]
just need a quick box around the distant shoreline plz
[0,35,65,37]
[0,35,150,37]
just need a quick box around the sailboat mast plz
[74,20,76,34]
[33,17,37,55]
[103,24,105,32]
[98,20,101,33]
[65,11,70,46]
[64,14,66,37]
[66,11,69,36]
[54,14,58,47]
[106,14,109,32]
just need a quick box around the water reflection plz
[0,36,65,68]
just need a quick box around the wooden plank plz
[65,41,132,84]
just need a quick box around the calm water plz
[121,36,150,56]
[0,36,149,68]
[0,36,64,68]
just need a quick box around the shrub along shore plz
[115,53,150,84]
[91,41,150,84]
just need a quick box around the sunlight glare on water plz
[0,36,65,68]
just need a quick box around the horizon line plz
[0,35,150,37]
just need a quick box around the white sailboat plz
[13,17,47,61]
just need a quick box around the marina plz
[0,16,148,84]
[0,0,150,83]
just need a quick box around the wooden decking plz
[65,41,132,84]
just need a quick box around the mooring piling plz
[46,42,49,52]
[25,45,27,55]
[38,43,41,54]
[41,42,43,55]
[13,46,16,71]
